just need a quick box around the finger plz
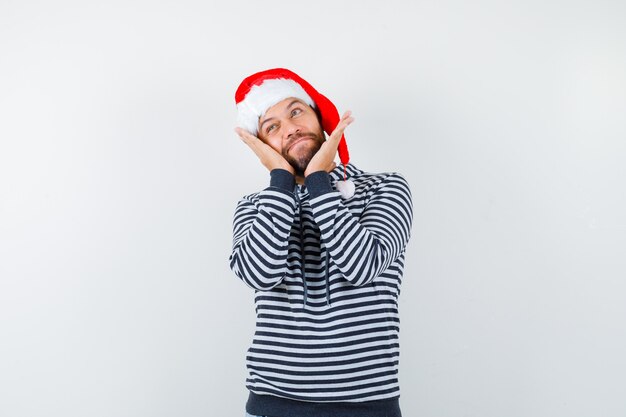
[328,114,354,144]
[236,128,271,161]
[340,111,354,127]
[234,127,257,144]
[236,128,270,155]
[335,111,354,132]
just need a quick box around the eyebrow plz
[259,99,303,131]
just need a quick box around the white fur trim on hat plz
[236,78,315,135]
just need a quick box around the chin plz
[286,146,320,174]
[288,155,313,176]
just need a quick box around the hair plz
[312,105,325,136]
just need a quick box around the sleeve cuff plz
[305,171,333,198]
[269,169,295,192]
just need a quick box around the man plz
[229,68,413,417]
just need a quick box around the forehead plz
[261,97,309,120]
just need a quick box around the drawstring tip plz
[336,179,355,199]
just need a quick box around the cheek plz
[305,115,324,136]
[264,137,283,153]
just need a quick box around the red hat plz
[235,68,350,168]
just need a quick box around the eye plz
[266,123,278,134]
[290,108,303,117]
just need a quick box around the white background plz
[1,0,625,416]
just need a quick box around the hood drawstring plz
[294,187,308,307]
[294,185,332,308]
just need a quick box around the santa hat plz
[235,68,351,180]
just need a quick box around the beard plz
[282,131,325,176]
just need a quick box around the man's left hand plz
[304,111,354,177]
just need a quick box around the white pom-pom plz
[335,179,355,199]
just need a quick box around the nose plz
[282,119,301,140]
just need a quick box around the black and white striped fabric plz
[229,163,413,403]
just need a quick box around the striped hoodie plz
[229,163,413,416]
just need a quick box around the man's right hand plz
[235,127,295,175]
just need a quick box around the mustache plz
[285,132,320,149]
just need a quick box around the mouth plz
[287,136,314,152]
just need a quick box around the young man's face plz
[257,97,325,176]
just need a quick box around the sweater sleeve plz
[228,170,297,290]
[307,172,413,287]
